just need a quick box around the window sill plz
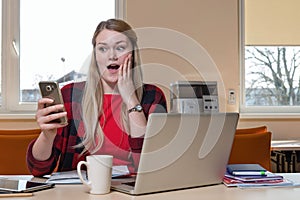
[1,112,300,120]
[0,112,36,120]
[240,113,300,119]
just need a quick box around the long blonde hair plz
[80,19,143,154]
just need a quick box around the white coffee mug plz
[77,155,113,195]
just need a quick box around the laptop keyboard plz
[122,181,136,187]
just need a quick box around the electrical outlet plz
[228,89,236,105]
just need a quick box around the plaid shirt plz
[27,82,167,177]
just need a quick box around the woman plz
[27,19,167,177]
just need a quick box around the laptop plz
[111,112,239,195]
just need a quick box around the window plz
[244,46,300,107]
[241,0,300,113]
[0,0,2,106]
[1,0,121,115]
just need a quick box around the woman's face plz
[95,29,133,86]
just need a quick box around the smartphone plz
[39,81,68,124]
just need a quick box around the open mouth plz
[107,64,120,70]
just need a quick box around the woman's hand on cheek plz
[117,54,138,106]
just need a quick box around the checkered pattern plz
[26,82,167,177]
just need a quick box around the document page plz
[46,165,130,184]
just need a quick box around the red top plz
[90,94,136,170]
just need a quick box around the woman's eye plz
[116,46,125,51]
[98,47,107,52]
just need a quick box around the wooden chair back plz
[235,126,267,135]
[228,130,272,171]
[0,129,40,174]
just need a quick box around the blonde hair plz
[80,19,143,154]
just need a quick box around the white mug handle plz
[77,161,91,188]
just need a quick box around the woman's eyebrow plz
[97,40,127,46]
[115,40,127,44]
[96,42,107,46]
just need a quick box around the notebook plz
[111,112,239,195]
[227,164,267,176]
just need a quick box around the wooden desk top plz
[1,174,300,200]
[19,183,300,200]
[6,180,300,200]
[271,140,300,151]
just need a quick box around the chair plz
[0,129,40,175]
[228,130,272,171]
[235,125,267,135]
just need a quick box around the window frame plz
[239,0,300,117]
[0,0,124,118]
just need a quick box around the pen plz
[0,193,33,197]
[232,171,266,176]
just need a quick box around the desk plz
[271,140,300,151]
[271,140,300,173]
[1,174,300,200]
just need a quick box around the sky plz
[19,0,115,89]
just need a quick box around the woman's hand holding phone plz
[36,98,68,133]
[32,97,68,161]
[37,81,68,137]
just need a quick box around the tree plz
[245,46,300,106]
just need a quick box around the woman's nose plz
[108,49,118,61]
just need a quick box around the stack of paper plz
[223,164,293,188]
[46,170,86,184]
[46,165,130,184]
